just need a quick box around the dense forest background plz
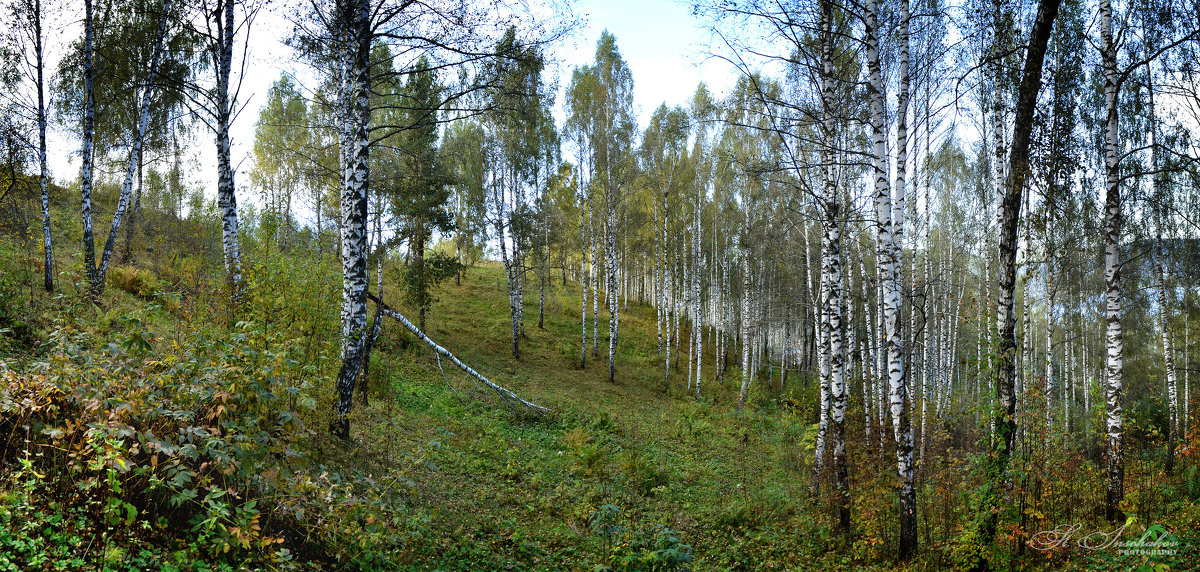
[3,0,1200,569]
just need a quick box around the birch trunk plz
[860,249,874,445]
[813,240,829,491]
[34,0,52,292]
[94,0,174,297]
[891,0,915,554]
[80,0,97,294]
[1045,247,1056,436]
[1145,67,1179,471]
[607,201,619,382]
[580,177,589,368]
[980,0,1062,544]
[867,0,913,553]
[819,0,848,531]
[592,201,600,358]
[331,0,372,439]
[692,171,703,398]
[654,198,664,352]
[1100,0,1124,521]
[214,0,244,302]
[738,201,754,409]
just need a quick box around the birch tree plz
[566,32,635,382]
[977,0,1060,548]
[864,0,916,554]
[6,0,54,291]
[89,0,174,299]
[640,104,691,382]
[294,0,559,436]
[194,0,252,301]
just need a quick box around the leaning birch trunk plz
[368,293,549,415]
[80,0,97,294]
[979,0,1062,545]
[214,0,244,303]
[93,0,174,297]
[33,0,52,292]
[1100,0,1124,521]
[330,0,372,439]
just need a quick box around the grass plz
[2,204,1198,570]
[330,260,831,569]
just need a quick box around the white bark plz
[369,293,548,415]
[692,179,702,398]
[33,0,52,292]
[80,0,97,295]
[1149,71,1179,467]
[331,0,372,437]
[95,0,174,295]
[738,199,753,408]
[213,0,244,301]
[869,0,914,552]
[1101,0,1124,520]
[580,171,589,368]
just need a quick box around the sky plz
[550,0,736,128]
[40,0,738,214]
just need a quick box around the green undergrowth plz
[3,228,1199,570]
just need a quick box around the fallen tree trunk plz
[366,292,550,416]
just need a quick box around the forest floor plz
[2,229,1199,570]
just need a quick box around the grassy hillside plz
[0,226,832,570]
[2,211,1199,570]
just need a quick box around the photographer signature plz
[1029,522,1178,552]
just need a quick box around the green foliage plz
[0,263,36,355]
[590,504,694,571]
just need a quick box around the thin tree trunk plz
[215,0,243,302]
[496,172,520,359]
[580,178,589,368]
[608,200,619,382]
[539,216,547,329]
[868,0,913,553]
[80,0,97,296]
[592,197,600,358]
[93,0,174,298]
[34,0,52,292]
[1147,67,1179,473]
[980,0,1062,543]
[122,149,142,263]
[817,0,848,531]
[892,0,915,554]
[738,201,754,409]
